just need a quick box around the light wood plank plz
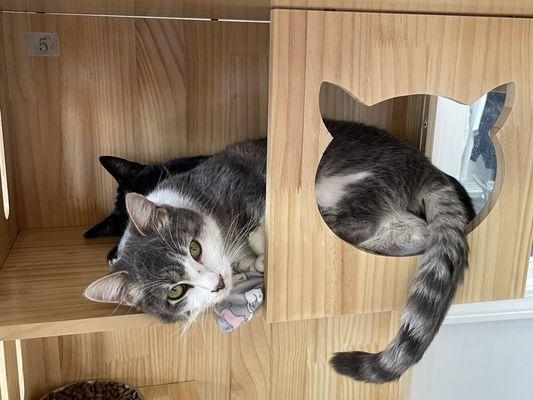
[19,310,410,400]
[273,0,533,17]
[0,1,270,21]
[3,0,533,19]
[267,10,533,322]
[1,13,269,228]
[230,310,270,400]
[0,340,21,400]
[20,322,229,400]
[0,13,18,267]
[139,382,200,400]
[320,83,392,130]
[391,95,428,148]
[321,83,426,147]
[0,227,165,340]
[271,312,409,400]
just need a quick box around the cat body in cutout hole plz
[85,121,474,383]
[84,155,209,260]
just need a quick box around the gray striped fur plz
[323,120,474,383]
[86,119,474,383]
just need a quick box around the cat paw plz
[248,226,265,255]
[238,255,257,272]
[254,254,265,272]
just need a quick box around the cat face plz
[84,193,233,323]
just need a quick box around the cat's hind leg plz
[324,213,380,248]
[359,212,429,256]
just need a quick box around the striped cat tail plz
[330,181,472,383]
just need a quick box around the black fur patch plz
[85,155,209,244]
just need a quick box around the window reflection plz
[429,89,506,213]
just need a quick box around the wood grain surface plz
[266,10,533,322]
[20,323,229,400]
[272,0,533,17]
[0,341,21,400]
[270,311,411,400]
[17,311,409,400]
[0,0,271,21]
[2,0,533,19]
[0,7,531,400]
[1,13,269,229]
[0,227,165,340]
[0,14,18,267]
[139,382,201,400]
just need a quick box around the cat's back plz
[319,119,430,176]
[223,138,267,172]
[177,138,267,197]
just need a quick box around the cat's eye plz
[168,284,188,301]
[189,240,202,260]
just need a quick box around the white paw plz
[248,225,265,255]
[254,254,265,272]
[238,255,257,273]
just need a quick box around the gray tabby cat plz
[85,120,474,383]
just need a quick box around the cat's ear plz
[84,271,133,305]
[125,193,169,235]
[99,156,145,184]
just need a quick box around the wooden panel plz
[19,323,229,400]
[321,83,426,148]
[230,311,270,400]
[3,0,533,19]
[0,227,165,340]
[18,310,410,400]
[0,1,270,21]
[0,14,19,267]
[1,13,269,228]
[272,0,533,17]
[0,123,17,267]
[0,340,21,400]
[320,84,394,129]
[139,382,200,400]
[266,10,533,322]
[391,95,428,148]
[271,312,409,400]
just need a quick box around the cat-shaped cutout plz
[317,82,514,257]
[310,82,513,382]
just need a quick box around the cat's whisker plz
[200,311,207,345]
[109,302,123,316]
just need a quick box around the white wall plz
[411,313,533,400]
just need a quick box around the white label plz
[26,32,59,57]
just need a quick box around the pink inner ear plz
[84,271,130,305]
[125,192,169,235]
[126,193,155,235]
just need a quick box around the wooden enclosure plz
[266,9,533,322]
[0,1,531,400]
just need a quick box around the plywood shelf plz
[0,227,162,340]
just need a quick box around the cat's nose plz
[212,275,225,292]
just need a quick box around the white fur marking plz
[315,172,373,209]
[148,188,192,209]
